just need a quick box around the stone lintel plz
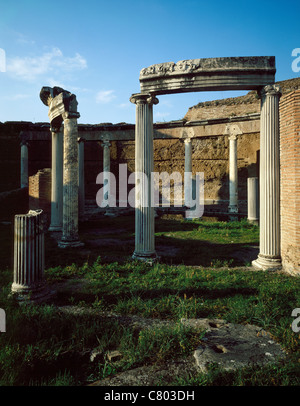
[139,56,276,95]
[20,113,260,142]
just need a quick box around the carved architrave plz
[139,56,276,95]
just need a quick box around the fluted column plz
[59,115,83,248]
[184,138,192,208]
[12,209,52,302]
[49,127,63,231]
[78,137,85,218]
[252,85,281,270]
[20,139,29,188]
[130,93,159,262]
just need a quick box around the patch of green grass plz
[154,217,259,266]
[0,216,299,386]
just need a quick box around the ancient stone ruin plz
[1,57,298,275]
[40,86,83,248]
[11,209,52,302]
[130,56,281,269]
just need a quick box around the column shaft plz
[228,134,238,213]
[101,140,111,206]
[49,128,63,231]
[184,138,192,208]
[247,177,259,225]
[130,94,158,262]
[253,85,281,270]
[59,117,83,248]
[20,141,28,188]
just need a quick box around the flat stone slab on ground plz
[85,313,287,386]
[181,318,287,373]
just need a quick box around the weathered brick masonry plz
[280,89,300,274]
[28,168,52,224]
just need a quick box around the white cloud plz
[160,99,173,108]
[6,47,87,82]
[118,102,131,109]
[15,32,36,46]
[154,111,170,120]
[6,94,31,100]
[96,90,116,104]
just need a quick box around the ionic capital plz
[225,124,242,139]
[129,93,159,106]
[101,139,111,148]
[259,84,282,99]
[20,139,29,147]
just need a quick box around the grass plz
[0,215,299,386]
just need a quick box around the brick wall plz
[280,90,300,275]
[29,168,51,225]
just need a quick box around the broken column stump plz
[11,209,53,302]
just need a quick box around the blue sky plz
[0,0,299,124]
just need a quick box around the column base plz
[247,218,259,226]
[132,251,158,265]
[252,254,282,271]
[58,239,84,248]
[11,282,55,304]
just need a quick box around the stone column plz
[184,138,192,208]
[228,133,238,214]
[247,177,259,225]
[40,86,83,249]
[225,124,242,219]
[12,209,52,302]
[252,85,282,270]
[130,93,159,262]
[20,139,29,188]
[101,139,111,208]
[78,137,85,218]
[59,114,83,248]
[49,127,63,231]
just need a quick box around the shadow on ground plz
[41,214,259,269]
